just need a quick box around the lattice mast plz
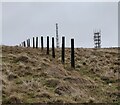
[56,23,59,48]
[94,30,101,48]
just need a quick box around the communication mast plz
[56,23,59,48]
[94,30,101,48]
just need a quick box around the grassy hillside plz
[1,46,119,104]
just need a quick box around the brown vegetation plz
[1,46,119,103]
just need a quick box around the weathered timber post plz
[21,43,23,47]
[27,39,29,47]
[36,37,38,48]
[71,39,75,68]
[22,42,24,47]
[23,41,26,47]
[62,36,65,63]
[41,36,43,50]
[28,39,30,47]
[47,36,49,55]
[33,37,35,48]
[52,37,55,58]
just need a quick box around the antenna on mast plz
[56,23,59,48]
[94,29,101,48]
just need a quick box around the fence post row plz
[36,37,38,48]
[47,36,49,55]
[20,36,76,69]
[33,37,35,48]
[52,37,55,58]
[71,39,75,68]
[62,36,65,63]
[41,36,43,50]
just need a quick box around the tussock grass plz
[2,46,119,103]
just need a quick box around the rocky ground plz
[1,46,120,104]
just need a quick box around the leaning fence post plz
[36,37,38,48]
[41,36,43,50]
[47,36,49,55]
[71,39,75,68]
[33,37,35,48]
[62,36,65,63]
[52,37,55,58]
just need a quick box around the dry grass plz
[2,46,119,103]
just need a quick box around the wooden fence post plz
[47,36,49,55]
[36,37,38,48]
[52,37,55,58]
[33,37,35,48]
[71,39,75,68]
[22,42,23,47]
[27,39,29,47]
[41,36,43,50]
[23,41,26,47]
[62,36,65,63]
[28,39,30,47]
[22,42,24,47]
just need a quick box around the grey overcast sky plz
[2,2,118,48]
